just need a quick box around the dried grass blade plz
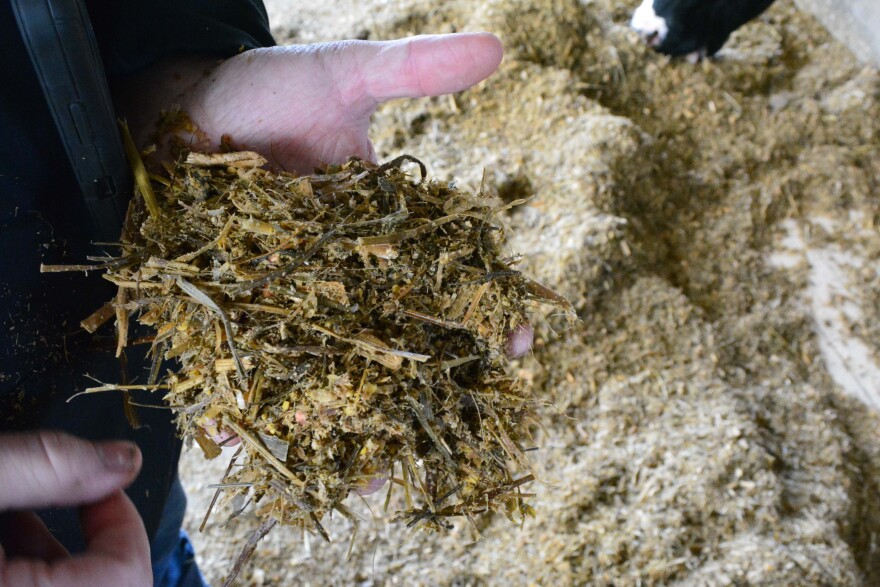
[356,214,462,246]
[115,287,129,358]
[201,447,242,533]
[119,120,161,220]
[175,214,237,263]
[313,325,431,364]
[176,277,247,382]
[400,308,466,330]
[68,383,169,402]
[404,395,455,467]
[230,229,338,293]
[80,302,116,333]
[187,151,267,168]
[523,277,577,321]
[221,519,276,587]
[223,419,305,488]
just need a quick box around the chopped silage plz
[180,0,880,585]
[71,145,580,583]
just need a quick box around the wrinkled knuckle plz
[34,430,62,462]
[35,430,76,487]
[36,429,69,459]
[407,41,428,96]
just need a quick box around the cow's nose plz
[630,0,669,47]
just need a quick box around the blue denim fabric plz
[151,476,210,587]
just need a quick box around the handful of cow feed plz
[69,147,574,574]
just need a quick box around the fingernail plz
[98,441,139,473]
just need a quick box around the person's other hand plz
[0,431,151,587]
[120,33,503,173]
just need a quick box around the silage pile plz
[181,0,880,585]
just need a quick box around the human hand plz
[118,33,503,173]
[0,431,151,586]
[182,33,502,173]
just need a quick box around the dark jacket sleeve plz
[85,0,276,77]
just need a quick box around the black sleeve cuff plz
[85,0,276,77]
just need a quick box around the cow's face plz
[630,0,776,58]
[630,0,709,56]
[630,0,672,49]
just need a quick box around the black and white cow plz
[630,0,777,59]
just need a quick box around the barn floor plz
[179,1,880,585]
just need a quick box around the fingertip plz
[468,31,504,74]
[506,323,534,359]
[354,475,388,496]
[366,32,504,102]
[202,417,241,446]
[80,491,151,573]
[411,32,504,96]
[80,491,144,543]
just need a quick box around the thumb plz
[361,32,503,102]
[0,432,142,511]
